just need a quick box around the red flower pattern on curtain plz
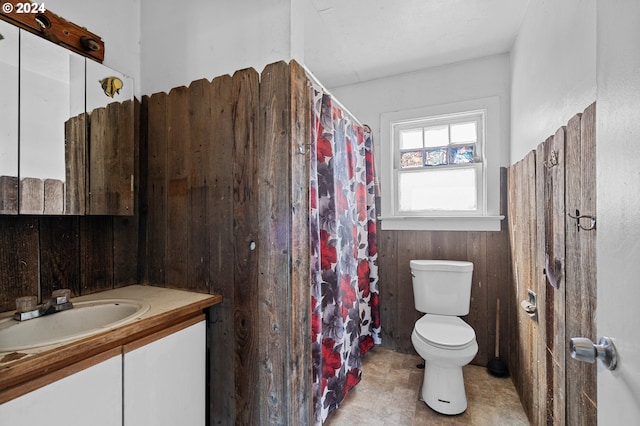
[310,88,380,424]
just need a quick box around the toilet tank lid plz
[410,260,473,272]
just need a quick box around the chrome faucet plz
[13,289,74,321]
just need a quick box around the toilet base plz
[420,362,468,415]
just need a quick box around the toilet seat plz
[414,314,476,350]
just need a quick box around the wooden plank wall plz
[88,100,135,215]
[0,175,18,214]
[257,61,312,425]
[64,113,86,215]
[378,170,512,368]
[507,102,597,425]
[142,60,311,425]
[507,151,540,425]
[0,201,140,309]
[565,104,597,424]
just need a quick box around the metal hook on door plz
[568,209,596,232]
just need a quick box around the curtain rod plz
[301,64,364,128]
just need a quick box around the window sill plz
[377,215,505,232]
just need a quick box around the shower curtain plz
[310,88,380,424]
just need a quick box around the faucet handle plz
[51,289,72,304]
[16,296,38,313]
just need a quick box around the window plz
[380,97,503,231]
[395,111,483,214]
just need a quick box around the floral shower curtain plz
[310,88,381,424]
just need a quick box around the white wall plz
[596,0,640,422]
[140,0,302,96]
[510,0,596,163]
[331,54,511,219]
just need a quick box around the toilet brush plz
[487,298,509,377]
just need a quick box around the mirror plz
[0,20,19,214]
[85,60,134,215]
[19,29,84,214]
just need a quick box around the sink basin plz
[0,298,150,352]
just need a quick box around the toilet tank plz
[410,260,474,315]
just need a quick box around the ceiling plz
[303,0,531,88]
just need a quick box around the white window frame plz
[379,97,504,231]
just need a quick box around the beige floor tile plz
[325,346,530,426]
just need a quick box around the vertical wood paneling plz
[550,126,567,425]
[39,216,81,297]
[64,113,86,215]
[378,229,398,351]
[43,179,64,215]
[466,231,488,366]
[258,61,291,425]
[565,104,597,424]
[288,60,312,425]
[19,177,44,214]
[0,175,18,215]
[113,100,141,287]
[578,103,597,422]
[80,216,114,294]
[494,167,513,367]
[112,214,139,287]
[187,79,212,293]
[536,137,551,425]
[2,214,137,304]
[508,151,538,425]
[231,68,260,425]
[145,92,168,285]
[0,217,39,311]
[207,74,236,425]
[88,100,135,215]
[166,87,190,287]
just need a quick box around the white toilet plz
[410,259,478,415]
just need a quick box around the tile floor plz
[324,346,530,426]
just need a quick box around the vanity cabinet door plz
[123,319,206,426]
[0,20,19,214]
[0,353,122,426]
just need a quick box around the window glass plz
[424,125,449,147]
[449,145,475,164]
[398,168,477,211]
[424,148,447,166]
[400,150,424,168]
[399,128,423,149]
[450,122,477,144]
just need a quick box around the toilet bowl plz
[411,314,478,415]
[410,260,477,415]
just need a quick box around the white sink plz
[0,298,150,352]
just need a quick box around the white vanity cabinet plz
[0,317,206,426]
[0,352,122,426]
[123,319,206,426]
